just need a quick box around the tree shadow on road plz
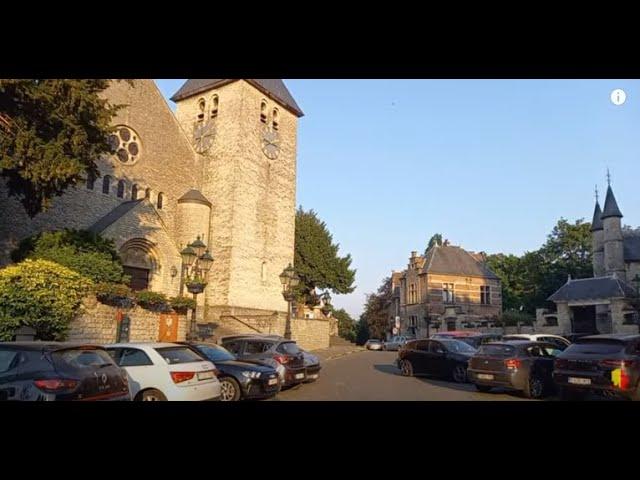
[373,364,400,375]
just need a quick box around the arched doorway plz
[120,239,159,291]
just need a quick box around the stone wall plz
[67,297,187,344]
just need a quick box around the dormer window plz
[272,108,279,131]
[210,95,219,118]
[197,98,206,121]
[260,101,267,124]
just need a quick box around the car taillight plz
[34,379,79,392]
[504,358,521,370]
[554,358,569,369]
[274,355,289,364]
[170,371,195,384]
[600,359,635,368]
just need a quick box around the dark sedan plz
[0,342,130,401]
[220,336,307,387]
[397,339,477,383]
[301,350,321,383]
[468,341,565,399]
[553,334,640,401]
[181,342,280,401]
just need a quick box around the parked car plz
[301,350,321,383]
[503,333,570,349]
[384,335,415,351]
[457,333,503,348]
[564,332,595,343]
[468,341,565,399]
[179,342,280,401]
[105,343,221,401]
[432,331,481,339]
[0,342,130,401]
[397,338,477,383]
[220,336,307,387]
[365,339,384,351]
[553,334,640,400]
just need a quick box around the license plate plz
[268,378,278,386]
[478,374,494,380]
[197,371,214,380]
[295,373,305,379]
[568,377,591,385]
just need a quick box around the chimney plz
[411,251,417,258]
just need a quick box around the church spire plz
[591,192,603,232]
[601,172,623,219]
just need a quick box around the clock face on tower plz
[262,128,281,160]
[193,120,216,154]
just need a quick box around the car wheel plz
[139,389,167,401]
[474,384,493,393]
[219,377,242,401]
[400,360,414,377]
[452,364,468,383]
[524,375,545,399]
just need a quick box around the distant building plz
[544,181,640,334]
[387,242,502,338]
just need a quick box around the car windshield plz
[195,344,235,362]
[565,341,626,355]
[477,344,516,356]
[155,346,205,364]
[440,339,477,353]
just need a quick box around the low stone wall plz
[274,317,331,351]
[67,297,187,344]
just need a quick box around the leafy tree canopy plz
[359,276,393,340]
[331,307,357,342]
[425,233,443,253]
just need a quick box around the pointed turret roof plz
[170,79,304,117]
[601,185,623,219]
[591,201,603,231]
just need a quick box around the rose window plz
[108,126,141,164]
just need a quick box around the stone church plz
[0,79,305,332]
[543,182,640,334]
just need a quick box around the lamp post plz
[279,263,300,340]
[321,291,332,317]
[179,235,214,341]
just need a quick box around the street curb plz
[323,348,365,361]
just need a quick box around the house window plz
[272,108,279,131]
[480,285,491,305]
[102,175,111,194]
[409,316,417,327]
[157,192,164,209]
[409,283,416,304]
[197,98,206,121]
[260,101,267,123]
[86,172,96,190]
[131,184,138,200]
[210,95,219,118]
[116,180,125,199]
[442,283,454,304]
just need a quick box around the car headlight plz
[241,371,262,379]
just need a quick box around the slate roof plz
[170,79,304,117]
[623,235,640,262]
[422,245,499,279]
[591,201,603,231]
[88,200,143,234]
[548,276,637,302]
[601,185,623,219]
[177,189,211,207]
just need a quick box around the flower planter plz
[186,283,206,294]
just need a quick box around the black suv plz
[553,334,640,400]
[0,342,130,401]
[220,336,306,387]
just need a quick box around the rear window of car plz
[0,350,20,373]
[276,342,301,355]
[565,341,626,355]
[196,345,235,362]
[155,347,205,365]
[53,348,113,368]
[477,345,516,356]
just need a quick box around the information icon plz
[611,89,626,106]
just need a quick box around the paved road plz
[274,350,535,401]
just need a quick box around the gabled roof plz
[591,201,603,231]
[601,185,623,219]
[88,200,143,234]
[177,189,211,207]
[422,244,499,279]
[548,276,637,302]
[170,79,304,117]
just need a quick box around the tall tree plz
[331,307,357,342]
[360,276,393,340]
[0,79,124,216]
[425,233,443,253]
[294,207,356,305]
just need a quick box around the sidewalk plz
[311,344,365,362]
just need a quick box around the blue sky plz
[155,79,640,319]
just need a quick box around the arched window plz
[131,184,138,200]
[117,180,125,198]
[157,192,164,210]
[102,175,111,194]
[86,171,96,190]
[145,188,151,200]
[260,101,267,124]
[197,98,206,121]
[272,108,279,131]
[210,95,219,118]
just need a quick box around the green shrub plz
[169,296,196,313]
[95,282,134,308]
[0,259,93,341]
[136,290,169,312]
[499,309,535,327]
[11,229,125,284]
